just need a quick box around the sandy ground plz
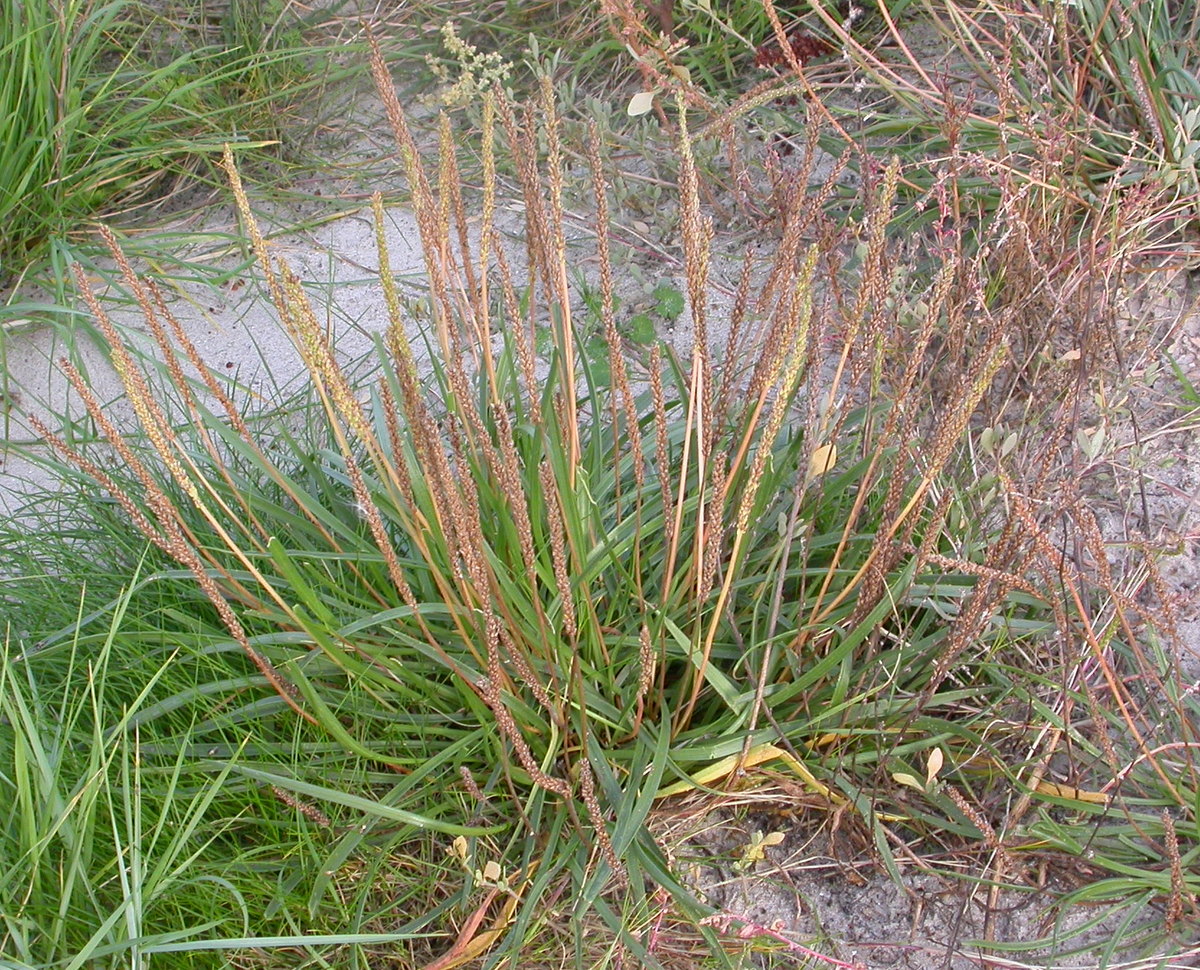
[0,198,427,521]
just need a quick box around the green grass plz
[2,493,492,968]
[0,0,365,296]
[1,558,262,968]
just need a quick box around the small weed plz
[548,276,686,379]
[1166,352,1200,410]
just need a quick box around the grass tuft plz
[4,4,1199,964]
[0,0,357,290]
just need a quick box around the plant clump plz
[5,13,1199,969]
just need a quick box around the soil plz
[660,801,1197,968]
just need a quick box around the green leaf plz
[652,283,685,320]
[627,312,656,345]
[225,765,502,837]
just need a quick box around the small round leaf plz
[627,91,656,117]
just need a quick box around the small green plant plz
[426,20,514,107]
[571,277,685,380]
[616,280,684,348]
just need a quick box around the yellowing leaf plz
[892,771,924,791]
[737,830,785,869]
[1034,781,1110,805]
[449,835,469,866]
[655,743,838,802]
[926,747,944,786]
[738,831,784,869]
[653,743,909,822]
[627,91,656,117]
[807,442,837,480]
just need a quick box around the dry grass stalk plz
[587,120,645,505]
[677,247,818,729]
[1163,809,1194,929]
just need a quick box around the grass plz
[0,562,463,968]
[2,1,1200,968]
[583,0,1200,249]
[0,0,322,286]
[0,0,427,362]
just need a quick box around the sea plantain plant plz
[13,31,1197,968]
